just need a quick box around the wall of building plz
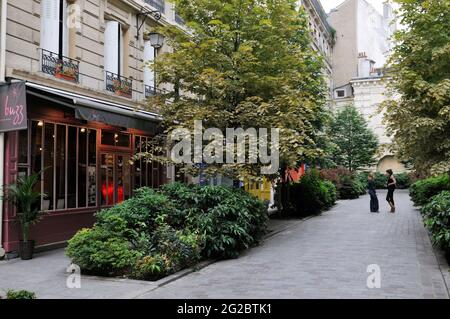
[327,0,357,88]
[5,0,176,106]
[356,0,393,69]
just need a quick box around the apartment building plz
[327,0,405,173]
[0,0,183,255]
[299,0,334,98]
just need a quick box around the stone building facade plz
[0,0,183,255]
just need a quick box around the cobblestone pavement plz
[138,190,449,299]
[0,190,448,299]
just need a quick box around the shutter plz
[41,0,60,53]
[62,0,68,56]
[143,41,155,87]
[104,21,119,74]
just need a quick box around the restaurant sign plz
[0,81,27,132]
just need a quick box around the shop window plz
[101,131,130,148]
[134,135,164,189]
[78,127,87,207]
[25,121,97,211]
[43,123,55,211]
[55,125,66,210]
[67,126,77,208]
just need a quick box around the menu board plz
[0,81,27,132]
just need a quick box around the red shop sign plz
[0,81,27,132]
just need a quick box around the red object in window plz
[101,181,124,205]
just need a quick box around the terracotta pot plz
[116,90,132,98]
[55,72,77,82]
[19,240,35,260]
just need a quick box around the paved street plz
[1,190,449,299]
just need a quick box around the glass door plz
[100,153,131,206]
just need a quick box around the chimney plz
[358,52,372,78]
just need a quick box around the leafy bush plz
[410,174,450,206]
[6,289,36,299]
[184,185,268,259]
[289,170,337,216]
[421,191,450,252]
[320,167,364,199]
[66,183,268,279]
[394,173,411,189]
[66,216,139,275]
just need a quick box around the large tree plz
[383,0,450,176]
[146,0,329,180]
[327,105,379,171]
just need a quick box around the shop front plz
[1,82,166,253]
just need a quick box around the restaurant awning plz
[25,82,162,133]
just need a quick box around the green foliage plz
[410,174,450,206]
[326,105,379,171]
[4,171,45,242]
[66,216,139,275]
[421,191,450,252]
[6,289,36,299]
[178,184,268,259]
[146,0,328,179]
[287,170,337,216]
[320,167,365,199]
[383,0,450,175]
[66,184,268,279]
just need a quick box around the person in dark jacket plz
[386,169,397,213]
[368,174,379,213]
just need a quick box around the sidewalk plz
[0,217,299,299]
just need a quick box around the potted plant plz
[5,171,45,260]
[55,63,77,82]
[112,79,132,98]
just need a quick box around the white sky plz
[320,0,386,14]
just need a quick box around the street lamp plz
[148,32,165,49]
[148,32,164,95]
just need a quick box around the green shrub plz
[65,217,139,276]
[186,186,268,259]
[150,224,202,270]
[322,180,338,208]
[66,183,268,278]
[421,191,450,252]
[289,170,337,216]
[410,174,450,206]
[320,168,364,199]
[6,289,36,299]
[394,173,411,189]
[132,254,168,280]
[95,187,178,234]
[338,175,360,199]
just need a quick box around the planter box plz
[115,90,132,98]
[55,72,77,82]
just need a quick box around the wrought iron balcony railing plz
[41,49,80,83]
[144,0,165,13]
[106,71,133,99]
[144,85,165,98]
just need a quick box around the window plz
[25,120,97,211]
[101,131,130,148]
[41,0,68,56]
[104,20,123,76]
[134,136,164,189]
[336,90,346,98]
